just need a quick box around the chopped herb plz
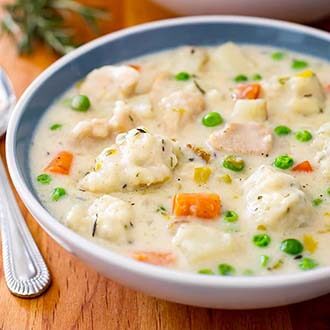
[327,187,330,195]
[253,234,271,248]
[298,257,318,271]
[51,187,66,201]
[291,59,309,70]
[295,130,312,142]
[175,71,190,81]
[260,255,270,267]
[198,268,215,275]
[129,114,134,122]
[234,74,248,83]
[223,210,239,223]
[274,125,291,136]
[193,80,206,94]
[122,184,127,189]
[273,155,294,169]
[312,198,323,207]
[50,123,62,131]
[218,263,235,276]
[267,259,284,271]
[136,128,147,133]
[37,174,51,185]
[251,73,262,81]
[278,77,290,85]
[92,214,98,237]
[271,52,285,60]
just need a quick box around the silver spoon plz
[0,68,51,298]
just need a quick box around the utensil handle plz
[0,157,51,297]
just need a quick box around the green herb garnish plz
[50,123,62,131]
[295,130,312,142]
[260,255,270,267]
[198,268,215,275]
[298,257,318,271]
[223,155,245,172]
[234,74,248,83]
[1,0,107,55]
[251,73,262,81]
[312,198,323,207]
[175,71,190,81]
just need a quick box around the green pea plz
[274,125,291,136]
[50,123,62,131]
[175,71,190,81]
[280,238,303,255]
[234,74,248,83]
[251,73,262,81]
[223,155,245,172]
[202,112,223,127]
[218,263,235,276]
[198,268,215,275]
[291,59,309,70]
[298,257,318,271]
[51,187,66,201]
[312,198,323,207]
[71,95,91,112]
[260,255,270,267]
[37,174,51,185]
[271,52,285,61]
[253,234,271,248]
[273,155,294,169]
[295,130,312,142]
[223,210,239,223]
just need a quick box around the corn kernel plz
[303,234,318,253]
[94,162,103,171]
[194,167,212,184]
[296,70,314,78]
[219,174,232,184]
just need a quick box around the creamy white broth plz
[30,43,330,276]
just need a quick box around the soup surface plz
[30,43,330,276]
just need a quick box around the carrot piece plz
[45,151,73,175]
[132,251,175,266]
[173,193,221,219]
[128,64,141,71]
[234,83,261,100]
[292,160,313,172]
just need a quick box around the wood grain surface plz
[0,1,329,329]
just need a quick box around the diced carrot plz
[292,160,313,172]
[132,251,175,266]
[173,193,221,219]
[128,64,141,71]
[45,151,73,175]
[234,83,261,100]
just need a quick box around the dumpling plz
[243,165,312,232]
[172,223,234,264]
[66,195,134,243]
[80,127,179,193]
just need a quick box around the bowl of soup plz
[6,16,330,309]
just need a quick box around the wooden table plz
[0,1,329,329]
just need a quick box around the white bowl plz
[152,0,330,23]
[6,16,330,309]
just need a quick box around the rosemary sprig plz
[1,0,108,55]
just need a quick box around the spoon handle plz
[0,157,51,297]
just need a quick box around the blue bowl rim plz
[6,16,330,289]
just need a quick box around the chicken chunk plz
[71,101,133,140]
[80,127,179,193]
[79,65,140,106]
[208,122,272,155]
[172,223,235,264]
[66,196,134,243]
[313,122,330,178]
[231,99,268,123]
[243,165,312,232]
